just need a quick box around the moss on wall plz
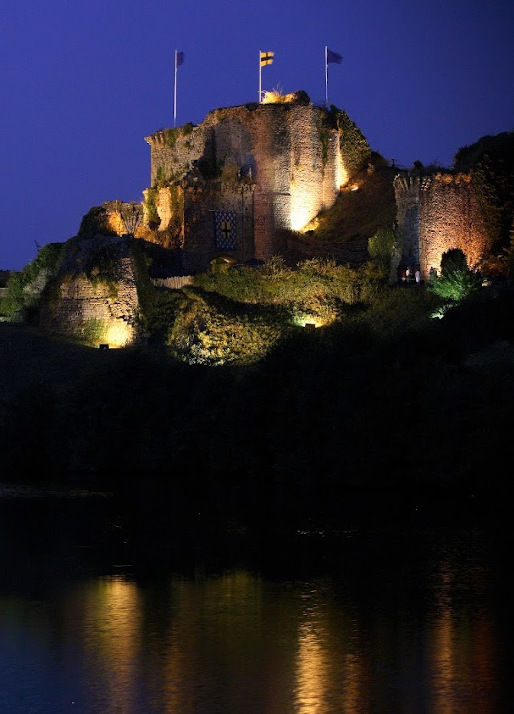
[336,109,372,178]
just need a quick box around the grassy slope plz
[284,165,398,264]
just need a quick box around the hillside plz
[1,281,514,532]
[284,164,398,264]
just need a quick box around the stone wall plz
[419,173,491,277]
[393,175,421,270]
[39,235,140,347]
[144,98,361,268]
[394,172,491,279]
[182,181,255,274]
[145,127,206,187]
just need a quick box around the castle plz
[76,90,493,282]
[37,91,496,346]
[141,91,372,273]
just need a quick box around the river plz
[0,488,510,713]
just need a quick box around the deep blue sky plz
[2,0,513,271]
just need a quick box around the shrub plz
[166,288,290,366]
[368,227,396,267]
[1,243,63,322]
[429,249,483,302]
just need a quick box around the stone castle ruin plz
[141,92,368,273]
[37,92,502,345]
[78,91,494,282]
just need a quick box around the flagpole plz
[325,45,328,108]
[174,50,178,128]
[259,50,262,103]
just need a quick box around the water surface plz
[0,491,509,713]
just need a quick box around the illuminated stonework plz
[393,172,491,280]
[145,95,368,272]
[38,235,140,346]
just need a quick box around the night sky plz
[2,0,513,271]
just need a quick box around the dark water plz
[0,489,510,713]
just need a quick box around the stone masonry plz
[394,172,491,279]
[144,96,361,270]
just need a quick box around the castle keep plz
[143,94,367,272]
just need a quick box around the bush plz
[429,249,483,302]
[368,227,395,267]
[166,288,291,366]
[1,243,63,322]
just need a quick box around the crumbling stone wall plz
[144,98,364,267]
[39,235,140,346]
[419,173,491,277]
[393,174,421,271]
[394,172,491,279]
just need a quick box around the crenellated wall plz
[394,172,491,279]
[419,173,491,277]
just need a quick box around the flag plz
[214,210,237,250]
[260,51,274,67]
[176,51,184,67]
[327,49,342,64]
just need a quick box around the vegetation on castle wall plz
[84,243,119,299]
[453,132,514,250]
[158,122,195,150]
[318,119,331,168]
[143,188,160,229]
[336,109,372,178]
[0,243,63,322]
[155,165,186,188]
[162,128,180,149]
[81,318,109,346]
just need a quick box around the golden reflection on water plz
[51,556,500,713]
[73,576,142,711]
[155,570,266,712]
[296,619,329,712]
[428,558,498,714]
[294,589,369,714]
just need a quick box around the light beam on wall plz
[105,321,134,348]
[290,184,316,231]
